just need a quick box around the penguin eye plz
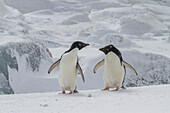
[110,46,112,48]
[79,43,82,47]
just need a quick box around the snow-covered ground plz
[0,85,170,113]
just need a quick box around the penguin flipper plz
[122,61,138,75]
[48,59,60,74]
[76,63,85,82]
[93,59,104,73]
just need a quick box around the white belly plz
[103,52,125,88]
[58,48,78,91]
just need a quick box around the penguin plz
[93,44,138,91]
[48,41,89,94]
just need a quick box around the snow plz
[0,85,170,113]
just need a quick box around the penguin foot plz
[112,87,119,91]
[62,91,66,94]
[68,91,73,94]
[101,87,109,91]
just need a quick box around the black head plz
[66,41,89,53]
[99,44,118,55]
[99,44,123,64]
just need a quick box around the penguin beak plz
[99,48,103,51]
[84,43,89,47]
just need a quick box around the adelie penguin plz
[48,41,89,94]
[93,44,138,91]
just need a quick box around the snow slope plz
[0,0,53,94]
[0,85,170,113]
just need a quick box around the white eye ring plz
[110,46,112,48]
[79,43,82,46]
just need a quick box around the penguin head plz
[99,44,118,55]
[99,44,123,63]
[70,41,89,50]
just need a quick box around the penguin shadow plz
[56,88,138,98]
[108,88,139,95]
